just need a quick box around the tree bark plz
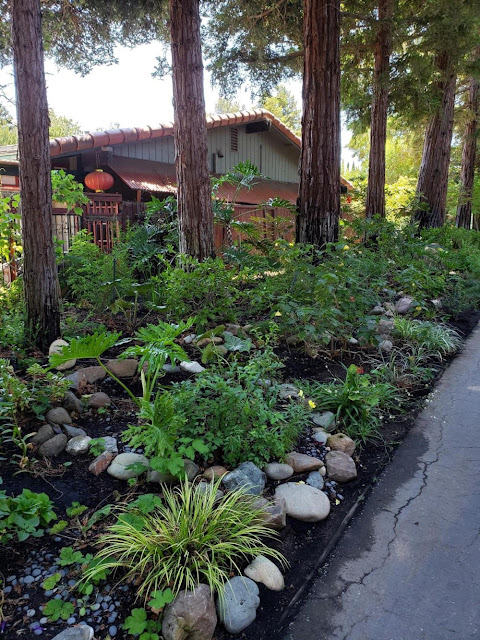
[365,0,394,219]
[456,75,479,229]
[414,53,456,229]
[169,0,215,260]
[11,0,60,350]
[296,0,341,248]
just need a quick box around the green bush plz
[83,480,285,599]
[0,488,57,543]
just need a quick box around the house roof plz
[108,155,300,203]
[49,109,301,158]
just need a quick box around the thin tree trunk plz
[11,0,60,350]
[296,0,341,248]
[456,75,479,229]
[169,0,215,260]
[414,53,456,229]
[365,0,394,219]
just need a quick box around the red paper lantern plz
[84,169,114,192]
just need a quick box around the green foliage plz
[0,489,57,543]
[44,598,75,622]
[66,502,88,517]
[49,520,68,535]
[123,607,162,638]
[89,438,107,457]
[58,546,85,566]
[260,84,301,135]
[84,480,286,600]
[393,318,461,357]
[173,351,309,466]
[51,169,89,215]
[303,365,401,444]
[42,572,62,590]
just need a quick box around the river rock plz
[325,451,357,482]
[196,482,224,502]
[89,451,115,476]
[285,452,323,473]
[306,470,325,490]
[274,483,331,522]
[222,462,266,495]
[371,305,384,315]
[254,497,287,530]
[66,435,92,456]
[102,436,118,453]
[244,556,284,591]
[278,384,300,401]
[395,297,414,314]
[180,361,205,374]
[107,453,149,480]
[312,430,328,445]
[46,407,72,426]
[64,371,88,393]
[62,391,83,415]
[61,425,87,438]
[217,577,260,634]
[106,359,139,378]
[327,433,356,456]
[203,465,228,481]
[162,584,217,640]
[49,339,76,371]
[311,411,336,431]
[379,339,393,353]
[77,366,106,384]
[264,463,294,481]
[31,424,55,446]
[147,460,199,484]
[37,434,68,457]
[88,392,111,409]
[51,626,94,640]
[376,318,394,337]
[195,337,223,348]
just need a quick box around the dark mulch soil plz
[1,309,478,640]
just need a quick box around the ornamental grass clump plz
[84,480,286,600]
[393,317,461,357]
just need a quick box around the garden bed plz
[0,308,477,640]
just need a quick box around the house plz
[0,110,353,252]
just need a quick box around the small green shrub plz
[84,480,285,599]
[393,317,461,356]
[301,364,400,444]
[0,488,57,543]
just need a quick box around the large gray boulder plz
[107,453,149,480]
[325,451,357,483]
[46,407,72,426]
[222,462,266,495]
[285,452,323,473]
[217,577,260,634]
[49,339,76,371]
[162,584,217,640]
[37,434,68,457]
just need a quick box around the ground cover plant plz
[1,217,480,639]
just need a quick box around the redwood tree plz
[11,0,60,350]
[365,0,394,218]
[169,0,215,260]
[456,75,479,229]
[414,53,457,229]
[296,0,341,247]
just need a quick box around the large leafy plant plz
[0,488,57,543]
[83,480,285,600]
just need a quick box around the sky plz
[0,41,355,163]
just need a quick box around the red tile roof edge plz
[49,109,300,157]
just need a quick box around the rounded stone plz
[66,435,92,456]
[105,359,139,378]
[312,430,328,445]
[285,452,323,473]
[264,463,294,481]
[88,392,111,409]
[107,453,149,480]
[395,296,414,314]
[327,433,356,456]
[311,411,336,431]
[37,433,68,457]
[203,465,228,481]
[49,339,76,371]
[325,450,357,483]
[306,470,325,490]
[50,626,94,640]
[62,391,83,415]
[274,482,331,522]
[46,407,72,426]
[244,555,284,591]
[31,424,55,446]
[77,366,106,384]
[180,361,205,374]
[222,462,266,495]
[162,583,217,640]
[217,577,260,634]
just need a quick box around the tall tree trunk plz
[365,0,394,219]
[169,0,215,260]
[456,75,479,229]
[414,53,456,229]
[296,0,341,248]
[11,0,60,351]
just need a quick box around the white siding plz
[112,125,299,182]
